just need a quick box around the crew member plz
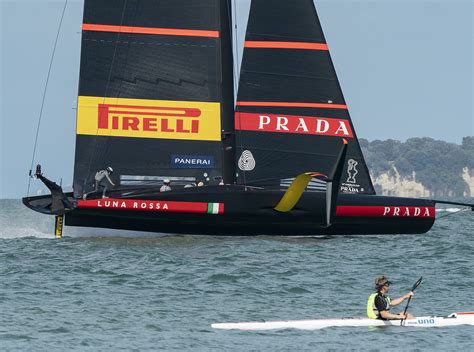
[94,166,116,198]
[35,164,73,213]
[160,179,171,192]
[367,276,415,320]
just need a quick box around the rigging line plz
[232,0,241,90]
[84,0,129,191]
[228,0,240,101]
[219,0,229,185]
[232,0,247,185]
[436,208,468,220]
[100,15,137,177]
[27,0,69,197]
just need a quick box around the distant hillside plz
[360,137,474,198]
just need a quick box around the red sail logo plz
[98,104,201,134]
[235,112,354,138]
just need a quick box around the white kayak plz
[212,312,474,331]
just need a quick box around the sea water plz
[1,199,472,351]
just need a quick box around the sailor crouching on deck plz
[160,179,171,192]
[367,276,415,320]
[94,166,116,198]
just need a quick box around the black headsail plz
[73,0,234,197]
[235,0,375,195]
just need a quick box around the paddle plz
[400,276,422,326]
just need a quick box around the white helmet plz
[106,166,113,173]
[163,179,170,184]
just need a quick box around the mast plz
[220,0,236,184]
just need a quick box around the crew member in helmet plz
[366,275,415,320]
[160,179,171,192]
[94,166,116,198]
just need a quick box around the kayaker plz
[367,276,415,320]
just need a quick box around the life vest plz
[367,293,391,319]
[367,293,378,319]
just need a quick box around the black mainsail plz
[74,0,235,197]
[235,0,374,194]
[24,0,467,237]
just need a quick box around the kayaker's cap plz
[106,166,113,173]
[375,276,391,289]
[163,179,170,184]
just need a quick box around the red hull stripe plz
[456,312,474,315]
[236,101,348,110]
[336,206,435,218]
[77,199,224,214]
[82,24,220,38]
[244,41,328,50]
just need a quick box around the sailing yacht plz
[23,0,471,237]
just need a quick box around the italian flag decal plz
[207,203,224,214]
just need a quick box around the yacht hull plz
[23,186,435,236]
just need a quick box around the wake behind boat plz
[212,312,474,331]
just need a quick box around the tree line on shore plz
[360,136,474,198]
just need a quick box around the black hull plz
[23,186,435,236]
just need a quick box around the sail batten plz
[237,102,348,109]
[244,41,328,50]
[82,24,220,38]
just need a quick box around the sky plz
[1,0,473,199]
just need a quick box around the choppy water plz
[1,199,473,351]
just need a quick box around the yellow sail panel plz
[77,96,221,141]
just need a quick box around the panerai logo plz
[346,159,358,183]
[171,155,215,168]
